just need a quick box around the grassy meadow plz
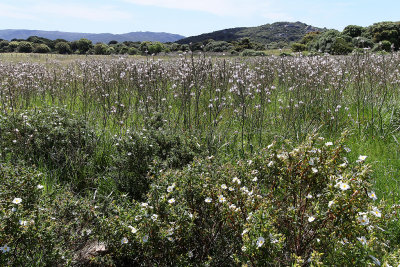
[1,52,400,265]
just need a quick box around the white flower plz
[167,185,175,193]
[252,177,258,182]
[336,181,350,191]
[135,215,142,221]
[306,194,313,199]
[12,198,22,204]
[218,195,226,203]
[188,251,193,258]
[358,215,370,225]
[357,236,367,246]
[141,202,149,208]
[221,184,227,190]
[368,191,377,201]
[151,214,158,221]
[308,216,315,222]
[167,236,174,242]
[121,237,128,244]
[232,177,241,185]
[128,226,138,234]
[309,158,314,166]
[267,161,274,167]
[168,198,175,204]
[0,244,10,253]
[228,186,234,191]
[229,204,237,210]
[357,155,367,163]
[325,142,333,146]
[344,146,351,152]
[37,184,44,189]
[205,197,212,203]
[142,235,149,242]
[312,168,318,173]
[256,237,265,248]
[371,207,382,218]
[328,200,334,208]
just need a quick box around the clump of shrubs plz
[98,133,394,265]
[240,49,266,56]
[109,113,202,200]
[0,107,98,188]
[0,162,106,266]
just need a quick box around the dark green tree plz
[55,42,72,54]
[33,44,51,53]
[18,41,33,53]
[76,38,93,54]
[343,25,365,38]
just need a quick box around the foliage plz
[291,42,307,52]
[343,25,365,38]
[0,162,105,266]
[94,43,109,55]
[109,114,201,200]
[54,41,71,54]
[204,41,234,52]
[98,133,393,266]
[33,43,51,53]
[0,107,98,188]
[76,38,94,54]
[17,41,33,53]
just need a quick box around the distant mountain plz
[0,29,185,43]
[177,22,324,45]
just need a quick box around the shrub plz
[109,114,201,200]
[0,107,98,188]
[204,41,234,52]
[55,42,71,54]
[291,42,307,52]
[76,38,93,54]
[98,133,392,265]
[33,43,51,53]
[17,41,34,53]
[94,43,109,55]
[240,49,266,56]
[352,36,374,49]
[0,162,104,266]
[331,37,354,55]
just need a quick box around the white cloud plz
[123,0,290,18]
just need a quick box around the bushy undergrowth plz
[0,107,97,188]
[110,114,202,200]
[0,162,102,266]
[97,133,396,266]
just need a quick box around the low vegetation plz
[0,51,400,265]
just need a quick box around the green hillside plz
[177,21,324,45]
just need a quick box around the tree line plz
[0,36,267,55]
[292,21,400,54]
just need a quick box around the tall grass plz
[1,52,400,200]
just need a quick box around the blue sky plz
[0,0,399,37]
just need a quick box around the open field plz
[1,53,400,265]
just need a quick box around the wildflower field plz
[1,52,400,266]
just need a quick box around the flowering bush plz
[98,133,393,265]
[0,162,105,266]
